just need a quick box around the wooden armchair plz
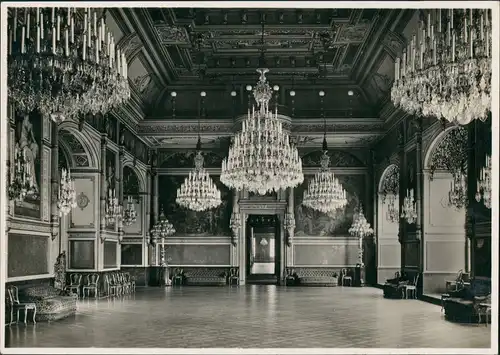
[83,273,99,298]
[341,268,352,286]
[124,272,136,293]
[228,267,239,286]
[7,286,37,324]
[65,273,82,298]
[402,273,419,299]
[445,269,470,292]
[172,268,184,286]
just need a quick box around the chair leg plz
[24,307,28,324]
[32,308,36,324]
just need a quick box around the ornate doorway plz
[246,215,280,284]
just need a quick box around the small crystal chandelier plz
[229,212,241,246]
[448,170,468,210]
[122,195,137,226]
[380,165,400,223]
[348,206,373,267]
[8,7,130,122]
[57,168,77,217]
[150,210,176,266]
[302,91,347,214]
[176,92,222,211]
[220,70,303,194]
[475,154,491,209]
[391,9,492,125]
[8,145,36,201]
[401,189,417,224]
[386,195,399,223]
[105,188,121,226]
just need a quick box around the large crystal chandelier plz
[448,171,468,210]
[150,210,176,266]
[302,91,347,213]
[475,154,491,208]
[391,9,491,125]
[401,188,417,224]
[348,206,373,268]
[7,7,130,122]
[8,145,36,201]
[220,68,303,194]
[57,168,77,217]
[122,195,137,226]
[176,92,222,211]
[105,188,121,226]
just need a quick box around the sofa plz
[383,272,410,298]
[182,267,228,286]
[18,285,77,321]
[443,277,491,323]
[291,268,339,286]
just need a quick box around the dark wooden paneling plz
[121,244,143,266]
[69,240,95,269]
[8,234,49,277]
[165,245,231,265]
[103,241,118,269]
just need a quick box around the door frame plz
[237,200,287,285]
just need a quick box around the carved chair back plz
[395,271,401,279]
[111,273,119,285]
[5,288,14,307]
[341,268,350,277]
[230,268,239,277]
[7,286,21,305]
[87,273,99,286]
[69,273,82,286]
[412,273,420,286]
[124,272,131,283]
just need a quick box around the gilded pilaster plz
[414,117,424,273]
[50,121,60,246]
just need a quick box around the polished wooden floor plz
[5,286,491,349]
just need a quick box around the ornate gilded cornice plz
[138,118,384,136]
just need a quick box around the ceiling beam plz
[121,8,177,86]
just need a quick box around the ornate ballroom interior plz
[1,4,497,352]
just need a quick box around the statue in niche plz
[53,251,67,291]
[16,115,40,195]
[107,165,116,191]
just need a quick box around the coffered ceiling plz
[106,6,418,148]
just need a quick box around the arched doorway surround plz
[57,123,100,272]
[376,164,400,284]
[422,126,468,295]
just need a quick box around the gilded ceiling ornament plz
[155,25,190,44]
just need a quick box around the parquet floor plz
[4,286,492,349]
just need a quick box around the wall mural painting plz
[159,175,232,236]
[294,174,364,237]
[159,150,224,169]
[301,150,363,168]
[14,111,42,219]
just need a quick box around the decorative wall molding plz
[7,218,52,234]
[425,126,468,174]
